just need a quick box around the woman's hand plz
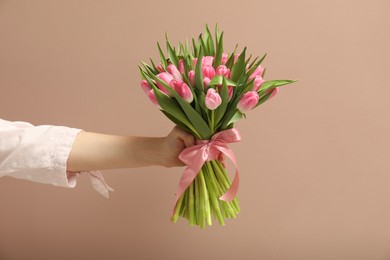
[159,127,195,167]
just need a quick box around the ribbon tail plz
[171,167,197,216]
[171,148,207,217]
[219,168,239,201]
[217,146,240,201]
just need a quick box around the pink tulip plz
[141,80,151,94]
[170,80,193,103]
[220,53,239,66]
[147,89,159,106]
[221,53,228,65]
[178,59,185,74]
[193,56,214,68]
[228,86,234,100]
[157,72,174,84]
[203,65,215,80]
[205,88,222,110]
[202,56,214,67]
[253,76,265,91]
[267,87,279,100]
[167,64,182,80]
[188,70,195,86]
[156,72,174,95]
[157,64,165,72]
[203,77,211,88]
[234,54,239,63]
[216,65,231,78]
[249,66,265,80]
[237,91,259,113]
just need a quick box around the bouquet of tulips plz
[139,25,295,228]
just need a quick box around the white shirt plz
[0,119,113,197]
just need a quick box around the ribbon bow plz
[172,128,241,215]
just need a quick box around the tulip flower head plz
[228,86,234,100]
[203,77,211,88]
[205,88,222,110]
[178,59,185,74]
[268,87,279,100]
[167,64,182,80]
[141,80,151,94]
[249,66,265,80]
[221,53,228,65]
[237,91,259,114]
[147,89,159,106]
[157,64,165,73]
[170,80,194,103]
[188,70,195,86]
[202,56,214,67]
[156,72,174,95]
[216,65,231,78]
[253,76,265,91]
[203,65,216,80]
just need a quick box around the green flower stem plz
[210,161,237,220]
[179,191,187,219]
[203,164,225,225]
[207,161,230,218]
[172,192,184,223]
[188,182,196,226]
[210,160,230,190]
[205,162,223,196]
[198,168,212,227]
[194,174,200,225]
[184,189,188,220]
[208,162,233,217]
[213,160,240,212]
[211,160,240,214]
[210,110,215,133]
[197,171,205,228]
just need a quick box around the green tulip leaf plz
[205,24,215,56]
[192,37,199,58]
[214,32,224,68]
[149,58,159,74]
[157,42,168,69]
[246,53,267,80]
[255,90,273,108]
[260,79,297,92]
[166,37,179,68]
[198,90,208,112]
[230,47,246,82]
[195,46,205,91]
[208,75,237,87]
[161,110,192,133]
[214,79,230,128]
[227,111,244,125]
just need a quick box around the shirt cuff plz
[53,127,114,197]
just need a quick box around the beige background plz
[1,0,390,259]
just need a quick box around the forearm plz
[66,131,166,172]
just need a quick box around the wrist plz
[126,136,166,167]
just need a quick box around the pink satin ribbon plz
[172,128,241,215]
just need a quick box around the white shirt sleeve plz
[0,118,113,197]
